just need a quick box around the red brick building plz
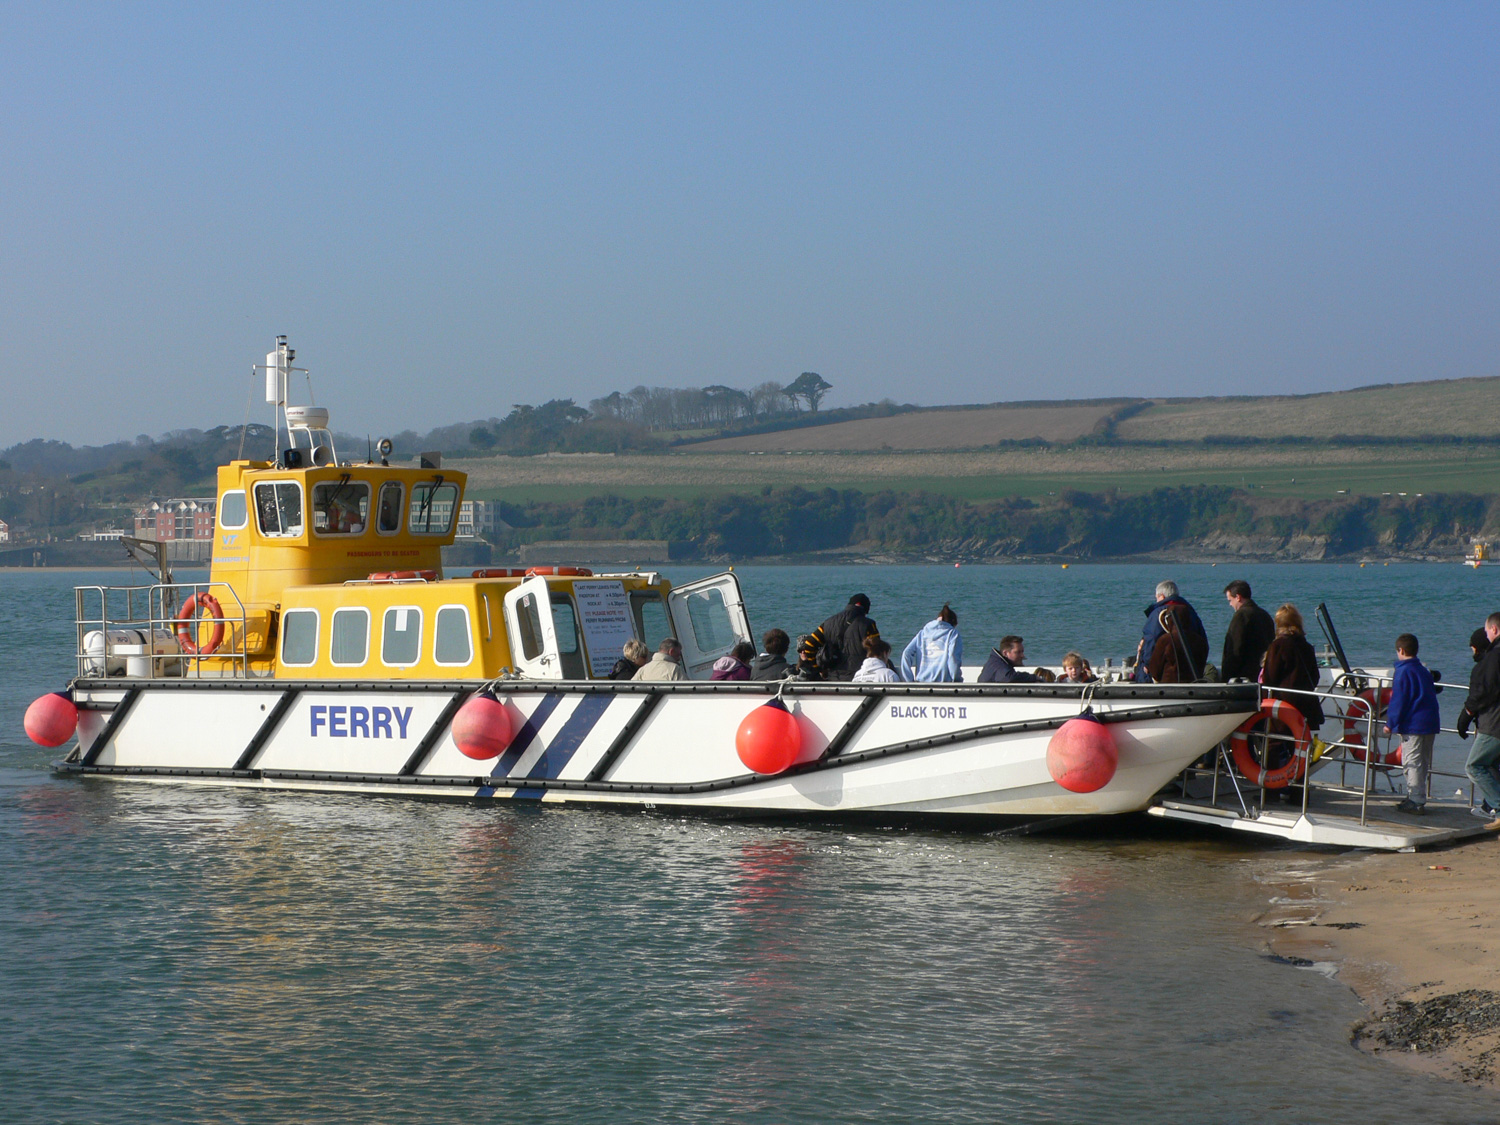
[134,498,217,541]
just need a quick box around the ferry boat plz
[28,338,1259,824]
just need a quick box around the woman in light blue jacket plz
[900,605,963,682]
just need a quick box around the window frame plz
[253,480,305,539]
[329,607,371,667]
[375,480,405,536]
[380,605,424,669]
[217,489,248,531]
[310,479,372,539]
[280,608,320,667]
[432,604,474,667]
[408,481,460,536]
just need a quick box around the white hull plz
[61,679,1257,823]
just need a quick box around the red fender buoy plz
[451,691,514,760]
[25,691,78,748]
[736,698,802,775]
[1046,712,1118,793]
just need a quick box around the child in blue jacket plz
[1385,633,1441,813]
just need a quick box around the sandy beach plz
[1262,835,1500,1088]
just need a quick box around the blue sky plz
[2,2,1497,447]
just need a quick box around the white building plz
[457,500,509,540]
[0,519,8,544]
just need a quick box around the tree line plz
[480,486,1500,561]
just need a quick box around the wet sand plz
[1262,835,1500,1088]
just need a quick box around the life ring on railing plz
[1230,697,1311,788]
[524,566,593,577]
[1342,687,1398,765]
[175,592,225,655]
[471,568,526,578]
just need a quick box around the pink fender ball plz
[1046,714,1118,793]
[736,698,802,775]
[26,692,78,748]
[452,691,513,760]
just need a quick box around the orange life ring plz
[175,592,225,655]
[1343,687,1399,765]
[471,568,526,578]
[524,566,593,577]
[1230,697,1311,788]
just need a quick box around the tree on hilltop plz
[787,372,832,412]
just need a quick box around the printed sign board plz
[573,580,636,677]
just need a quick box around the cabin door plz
[503,576,563,680]
[667,572,752,679]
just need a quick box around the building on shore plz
[133,497,216,562]
[456,500,510,540]
[0,519,8,544]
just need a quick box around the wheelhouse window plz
[281,609,319,666]
[311,479,371,536]
[330,608,370,666]
[434,606,472,666]
[376,481,404,534]
[218,490,248,531]
[408,481,459,535]
[381,606,422,667]
[254,481,304,538]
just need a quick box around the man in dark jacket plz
[1221,580,1275,682]
[751,628,794,681]
[1457,613,1500,828]
[799,595,879,681]
[978,636,1039,683]
[1133,580,1209,682]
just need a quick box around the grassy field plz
[689,402,1120,451]
[668,376,1500,453]
[1116,377,1500,441]
[458,444,1500,503]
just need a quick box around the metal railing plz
[1179,673,1478,826]
[74,583,251,679]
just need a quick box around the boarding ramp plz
[1148,674,1492,851]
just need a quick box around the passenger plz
[1384,633,1441,815]
[1260,604,1325,732]
[1135,580,1209,683]
[750,628,795,681]
[799,594,879,681]
[1060,652,1096,683]
[711,641,756,681]
[609,638,650,680]
[1456,614,1500,830]
[1221,580,1276,682]
[633,637,688,682]
[978,636,1040,684]
[852,636,900,683]
[899,604,963,683]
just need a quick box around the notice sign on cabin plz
[573,581,636,677]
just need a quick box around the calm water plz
[3,564,1499,1123]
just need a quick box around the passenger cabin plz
[193,460,750,682]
